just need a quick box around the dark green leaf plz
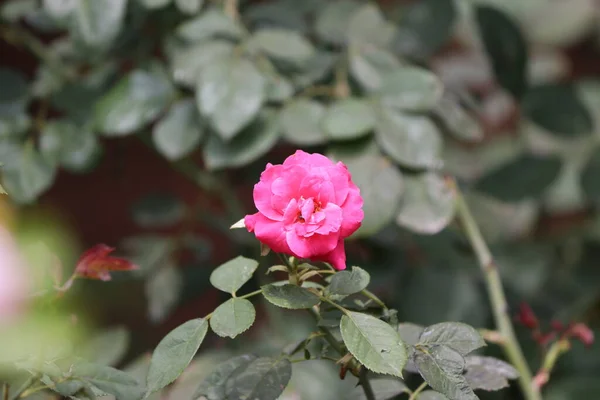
[95,65,175,136]
[349,45,402,92]
[348,377,409,400]
[265,73,294,102]
[152,99,203,161]
[251,28,315,64]
[279,99,326,145]
[71,0,127,49]
[146,318,209,394]
[347,4,396,48]
[414,345,476,400]
[176,9,243,42]
[394,0,456,60]
[210,298,256,338]
[418,323,485,356]
[194,354,257,400]
[327,267,370,296]
[196,57,266,140]
[464,355,518,391]
[39,120,101,173]
[376,68,443,112]
[170,40,234,88]
[396,172,455,235]
[2,145,56,204]
[175,0,203,14]
[475,5,528,98]
[523,83,593,137]
[202,109,280,170]
[340,311,407,377]
[261,284,320,309]
[224,357,292,400]
[474,153,562,202]
[376,107,443,169]
[581,150,600,200]
[71,362,144,400]
[323,98,375,140]
[314,0,361,45]
[209,256,259,294]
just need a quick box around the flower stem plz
[452,181,540,400]
[358,368,376,400]
[532,339,571,393]
[408,381,428,400]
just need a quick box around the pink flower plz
[244,150,364,270]
[0,227,29,322]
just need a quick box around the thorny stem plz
[408,381,428,400]
[452,180,540,400]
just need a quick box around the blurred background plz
[1,0,600,398]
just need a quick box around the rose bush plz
[244,150,364,270]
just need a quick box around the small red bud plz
[516,303,539,330]
[551,320,565,332]
[566,323,595,348]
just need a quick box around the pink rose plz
[244,150,364,270]
[0,227,29,322]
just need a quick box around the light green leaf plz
[42,0,77,24]
[71,362,144,400]
[95,66,175,136]
[170,40,234,88]
[348,377,409,400]
[261,284,320,309]
[340,311,407,377]
[175,0,203,14]
[2,145,56,204]
[139,0,171,9]
[314,0,361,45]
[224,357,292,400]
[323,98,375,140]
[82,326,130,367]
[414,345,476,400]
[202,109,280,170]
[474,153,562,202]
[39,120,101,173]
[327,267,370,296]
[280,99,326,145]
[146,318,209,394]
[193,354,257,400]
[434,94,483,142]
[176,9,243,42]
[418,323,485,356]
[152,99,203,161]
[210,255,258,294]
[71,0,127,49]
[464,355,519,391]
[376,67,443,112]
[375,107,443,169]
[329,142,404,236]
[417,391,449,400]
[346,3,396,48]
[197,57,266,140]
[349,44,402,92]
[210,298,256,338]
[251,28,315,64]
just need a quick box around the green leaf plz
[210,256,258,294]
[175,0,203,14]
[394,0,456,60]
[146,318,208,394]
[261,284,320,309]
[279,99,327,145]
[176,9,243,42]
[265,73,294,102]
[329,142,404,236]
[414,345,476,400]
[417,391,449,400]
[1,0,38,22]
[82,326,130,367]
[433,94,483,142]
[196,57,266,140]
[2,145,56,204]
[349,45,402,92]
[170,40,234,88]
[346,3,396,48]
[193,354,257,400]
[475,5,528,99]
[95,66,175,136]
[251,28,315,64]
[398,323,424,373]
[327,266,370,296]
[474,153,562,202]
[581,150,600,200]
[224,357,292,400]
[323,98,375,140]
[375,107,443,169]
[152,99,203,161]
[139,0,171,9]
[523,83,593,137]
[348,377,409,400]
[290,51,336,89]
[376,67,443,112]
[210,298,256,338]
[71,362,144,400]
[464,355,518,391]
[71,0,127,49]
[314,0,362,45]
[396,172,455,235]
[202,109,280,170]
[39,120,101,173]
[418,323,485,356]
[340,311,407,377]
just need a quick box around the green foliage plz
[327,266,370,296]
[262,284,320,309]
[210,298,256,338]
[209,256,258,294]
